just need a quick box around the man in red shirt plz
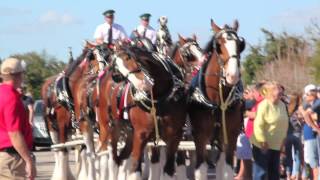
[0,57,36,179]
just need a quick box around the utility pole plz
[68,47,74,64]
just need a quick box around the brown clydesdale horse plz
[187,19,246,180]
[96,44,187,179]
[169,34,207,86]
[41,43,100,180]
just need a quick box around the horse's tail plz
[117,121,133,162]
[111,120,133,166]
[41,75,59,136]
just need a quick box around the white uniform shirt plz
[135,25,157,44]
[94,23,128,43]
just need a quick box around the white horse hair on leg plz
[50,131,59,180]
[74,146,82,177]
[118,158,131,180]
[51,150,59,180]
[65,151,75,180]
[148,162,160,180]
[95,141,103,180]
[95,155,100,180]
[128,171,142,180]
[107,146,118,180]
[99,153,108,180]
[52,150,74,180]
[78,148,88,180]
[50,131,69,180]
[215,152,234,180]
[83,132,96,180]
[142,148,150,179]
[194,163,208,180]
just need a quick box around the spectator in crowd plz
[17,85,34,126]
[234,86,255,180]
[235,132,253,180]
[317,86,320,99]
[284,93,304,179]
[234,82,265,180]
[245,82,265,139]
[300,84,320,179]
[0,57,36,179]
[243,86,255,111]
[251,81,289,180]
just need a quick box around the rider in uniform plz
[131,13,157,45]
[93,9,128,70]
[94,9,128,45]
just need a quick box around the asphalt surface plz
[34,148,76,180]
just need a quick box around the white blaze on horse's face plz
[115,56,153,91]
[159,16,168,26]
[189,44,206,64]
[222,32,240,85]
[93,49,104,71]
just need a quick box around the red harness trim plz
[118,83,131,120]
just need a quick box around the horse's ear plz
[83,40,96,49]
[178,34,186,44]
[233,19,239,32]
[83,40,89,48]
[210,19,221,33]
[192,34,197,41]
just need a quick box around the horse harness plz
[108,51,185,124]
[189,30,244,146]
[130,53,185,113]
[54,72,78,128]
[44,80,60,130]
[177,41,203,77]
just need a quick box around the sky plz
[1,0,319,62]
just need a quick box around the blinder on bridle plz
[179,40,202,61]
[96,44,113,63]
[213,30,246,54]
[112,47,154,84]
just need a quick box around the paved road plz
[34,148,76,180]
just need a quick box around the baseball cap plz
[0,57,25,75]
[304,84,317,94]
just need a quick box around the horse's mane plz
[168,43,178,58]
[204,36,215,54]
[65,48,88,77]
[127,46,165,76]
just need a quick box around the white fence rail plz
[51,136,212,150]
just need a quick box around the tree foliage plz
[242,46,264,84]
[11,51,66,99]
[307,21,320,84]
[310,41,320,84]
[242,26,317,93]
